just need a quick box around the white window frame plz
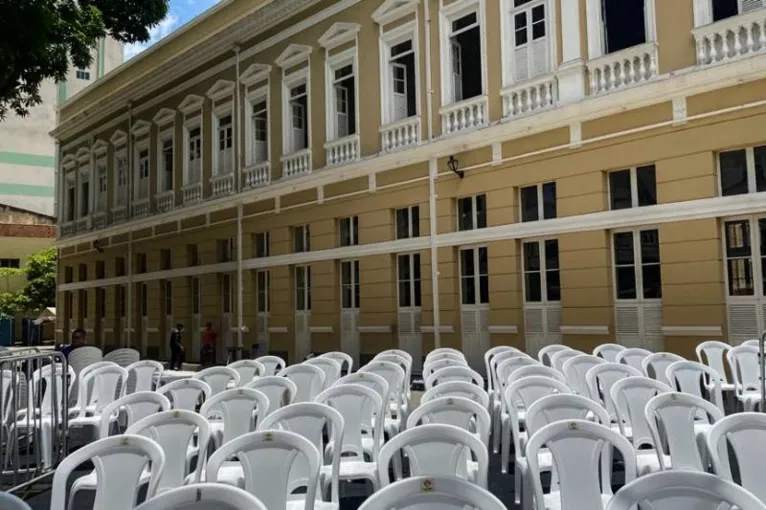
[339,216,359,247]
[257,270,270,313]
[379,22,421,126]
[294,224,311,253]
[585,0,657,59]
[95,158,107,212]
[295,265,311,311]
[157,129,174,194]
[396,206,420,239]
[717,145,765,197]
[611,227,663,303]
[397,252,422,309]
[519,182,556,222]
[164,280,173,317]
[500,0,557,87]
[439,0,488,106]
[113,148,128,208]
[65,172,76,222]
[325,48,360,142]
[213,101,235,176]
[183,117,203,186]
[459,245,490,306]
[254,232,270,258]
[721,215,765,299]
[340,259,361,309]
[457,194,487,231]
[282,69,311,156]
[521,237,561,304]
[133,142,150,201]
[77,165,90,218]
[692,0,765,27]
[608,165,657,210]
[246,86,270,166]
[76,69,90,81]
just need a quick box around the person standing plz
[169,324,185,370]
[58,328,87,360]
[201,322,217,366]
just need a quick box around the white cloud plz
[123,13,180,61]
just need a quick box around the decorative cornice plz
[275,44,313,68]
[240,64,272,87]
[152,108,177,127]
[318,22,360,49]
[110,130,127,147]
[178,94,204,115]
[75,147,90,163]
[131,119,152,138]
[92,139,109,156]
[206,79,235,102]
[662,325,723,337]
[61,154,76,170]
[560,325,610,335]
[372,0,420,25]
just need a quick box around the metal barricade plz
[0,350,69,493]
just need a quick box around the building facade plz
[0,39,122,216]
[0,205,56,294]
[53,0,766,369]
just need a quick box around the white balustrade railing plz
[501,75,558,118]
[211,172,235,197]
[182,182,203,204]
[217,148,233,175]
[440,95,488,136]
[61,223,76,237]
[281,149,312,179]
[244,162,271,189]
[92,212,107,230]
[380,117,420,152]
[74,217,90,232]
[156,191,174,213]
[131,199,149,218]
[112,206,128,223]
[587,42,658,95]
[325,134,360,166]
[694,10,766,65]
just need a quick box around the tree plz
[0,0,169,119]
[0,248,57,317]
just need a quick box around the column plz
[558,0,587,104]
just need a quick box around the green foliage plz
[0,247,57,317]
[0,0,169,119]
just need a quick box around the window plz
[288,83,309,153]
[613,229,662,300]
[66,292,73,320]
[396,206,420,239]
[136,148,149,199]
[187,126,202,183]
[118,285,127,318]
[457,194,487,231]
[712,0,764,22]
[520,182,556,222]
[719,146,766,197]
[97,288,106,319]
[115,152,128,206]
[222,274,232,314]
[251,99,268,164]
[78,263,87,281]
[609,165,657,210]
[160,249,172,271]
[339,216,359,247]
[140,284,148,317]
[66,175,76,221]
[187,244,199,266]
[601,0,648,54]
[447,10,483,102]
[254,232,270,258]
[115,257,126,277]
[724,219,757,296]
[523,239,561,302]
[460,246,489,305]
[0,259,20,268]
[80,290,88,319]
[161,138,174,192]
[330,63,356,139]
[295,265,311,311]
[508,0,551,83]
[97,162,107,209]
[135,253,147,274]
[79,173,89,217]
[164,281,173,316]
[217,115,233,174]
[64,266,73,284]
[95,261,105,279]
[191,277,200,315]
[341,260,360,309]
[218,238,235,263]
[257,270,270,313]
[294,225,311,253]
[76,69,90,80]
[398,253,422,307]
[384,38,418,123]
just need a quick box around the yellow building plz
[53,0,766,370]
[0,205,55,294]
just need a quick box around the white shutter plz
[546,304,562,344]
[514,46,529,83]
[255,140,267,163]
[451,40,463,101]
[257,312,269,343]
[615,304,641,346]
[524,306,545,356]
[398,310,412,334]
[728,302,760,344]
[392,63,408,121]
[740,0,765,13]
[642,302,664,352]
[461,308,479,369]
[295,311,311,362]
[530,37,549,78]
[341,310,360,369]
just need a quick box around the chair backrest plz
[665,360,724,414]
[127,409,211,490]
[645,392,724,471]
[68,346,104,375]
[125,360,163,394]
[641,352,685,386]
[592,343,625,362]
[304,357,342,390]
[259,402,345,505]
[743,339,760,347]
[526,420,637,510]
[562,354,605,396]
[98,391,171,438]
[50,434,165,510]
[245,376,297,415]
[606,471,766,510]
[706,412,766,504]
[29,363,74,419]
[375,353,413,384]
[538,344,569,366]
[483,345,518,393]
[378,423,489,488]
[0,492,31,510]
[425,366,483,390]
[104,348,140,367]
[73,360,115,409]
[426,348,464,360]
[505,377,572,457]
[334,372,390,427]
[585,362,643,419]
[550,349,583,373]
[228,359,267,386]
[406,396,491,446]
[420,380,489,409]
[615,347,652,372]
[133,483,267,510]
[359,360,406,406]
[727,344,761,395]
[610,376,672,448]
[315,384,383,462]
[157,378,211,411]
[321,351,354,375]
[422,357,466,380]
[206,430,321,510]
[695,340,731,384]
[278,364,325,403]
[489,350,530,391]
[495,356,539,395]
[199,387,270,444]
[506,364,567,386]
[193,366,240,396]
[78,364,128,416]
[255,355,286,376]
[357,476,507,510]
[525,393,610,438]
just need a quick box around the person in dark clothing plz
[58,328,87,360]
[169,324,185,370]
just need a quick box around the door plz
[398,253,423,374]
[291,103,305,153]
[341,260,360,368]
[512,0,549,82]
[191,276,202,360]
[221,273,233,362]
[522,239,562,356]
[295,265,311,363]
[253,108,268,163]
[335,86,349,138]
[137,283,148,357]
[451,39,463,102]
[163,280,173,360]
[256,270,270,354]
[460,247,490,371]
[392,63,408,122]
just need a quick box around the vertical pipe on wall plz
[424,0,434,141]
[234,46,241,192]
[428,158,441,349]
[237,204,244,351]
[235,47,244,355]
[126,103,133,348]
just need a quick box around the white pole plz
[428,158,440,348]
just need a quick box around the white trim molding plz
[92,139,109,156]
[206,79,236,102]
[318,22,360,49]
[153,108,177,127]
[131,119,151,138]
[357,325,392,334]
[488,325,519,334]
[275,44,313,69]
[268,326,288,334]
[110,129,127,147]
[373,0,419,25]
[661,325,723,336]
[308,325,333,334]
[421,325,454,334]
[75,147,90,163]
[240,63,272,87]
[178,94,204,116]
[560,325,610,335]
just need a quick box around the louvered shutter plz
[741,0,765,13]
[729,303,760,344]
[461,308,479,369]
[546,304,563,344]
[524,307,545,354]
[530,36,548,78]
[615,304,641,347]
[642,302,664,352]
[257,312,268,343]
[514,46,530,83]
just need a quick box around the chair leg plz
[514,462,522,505]
[500,417,510,475]
[492,402,501,454]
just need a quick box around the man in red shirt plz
[201,322,217,366]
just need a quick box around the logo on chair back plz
[421,479,434,492]
[173,410,181,419]
[568,422,578,430]
[121,437,130,445]
[446,398,454,405]
[263,432,274,442]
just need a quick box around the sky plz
[124,0,222,61]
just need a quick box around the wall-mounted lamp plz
[448,155,464,179]
[93,239,104,253]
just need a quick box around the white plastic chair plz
[743,339,760,347]
[360,360,408,436]
[585,362,643,422]
[489,349,532,453]
[375,352,413,388]
[133,483,267,510]
[333,372,390,453]
[484,345,518,395]
[592,343,625,362]
[379,423,489,489]
[193,366,240,396]
[69,360,117,416]
[561,354,605,396]
[104,348,140,367]
[407,396,491,446]
[305,357,342,390]
[421,381,489,409]
[550,349,583,373]
[228,359,267,386]
[98,391,171,438]
[206,429,321,510]
[322,351,354,375]
[425,366,483,390]
[199,387,270,447]
[537,344,569,366]
[246,376,297,416]
[67,346,104,375]
[423,355,466,380]
[615,347,652,372]
[378,349,414,384]
[51,434,165,510]
[606,470,766,510]
[425,347,464,360]
[357,476,507,510]
[641,352,684,386]
[696,340,734,391]
[727,344,762,411]
[0,492,30,510]
[125,360,163,394]
[255,355,287,376]
[665,360,724,414]
[526,420,637,510]
[279,364,326,403]
[69,364,128,436]
[506,365,567,386]
[157,378,212,411]
[644,392,724,471]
